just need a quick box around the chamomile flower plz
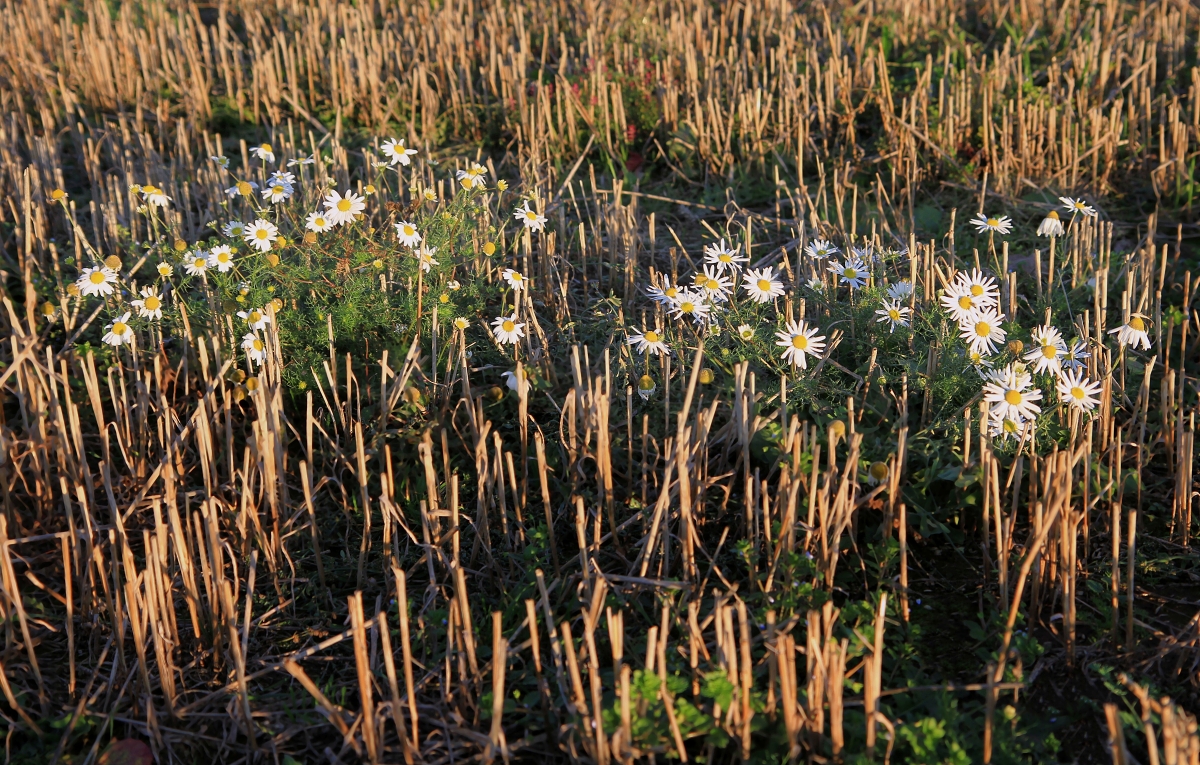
[741,266,785,303]
[1062,340,1090,371]
[695,265,733,303]
[131,287,164,320]
[646,281,682,307]
[422,188,438,203]
[261,182,293,204]
[502,269,529,290]
[416,246,438,273]
[637,374,657,400]
[226,181,258,198]
[989,411,1027,441]
[983,368,1042,422]
[866,461,890,486]
[156,261,174,277]
[210,155,230,169]
[140,185,170,208]
[287,155,316,167]
[875,299,912,332]
[395,221,422,247]
[305,211,333,232]
[775,319,827,369]
[1024,324,1068,375]
[324,190,366,226]
[76,266,119,297]
[184,253,210,275]
[491,314,525,345]
[223,221,246,238]
[502,369,529,393]
[242,333,267,366]
[1108,315,1152,350]
[208,245,236,273]
[968,350,995,379]
[457,162,488,189]
[805,277,824,292]
[237,307,271,332]
[940,282,992,323]
[954,269,1000,306]
[703,239,749,272]
[448,280,461,291]
[244,219,279,253]
[805,239,839,259]
[1037,210,1064,237]
[102,312,134,346]
[1056,369,1102,412]
[250,143,275,163]
[959,307,1007,355]
[453,317,470,330]
[514,202,547,231]
[886,281,914,301]
[1059,197,1097,217]
[381,138,419,166]
[737,324,755,341]
[828,257,867,289]
[627,327,669,356]
[668,290,711,324]
[970,213,1013,235]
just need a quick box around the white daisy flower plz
[741,266,785,303]
[243,219,279,253]
[502,268,528,290]
[1037,210,1064,237]
[501,369,530,393]
[156,261,174,277]
[637,374,656,400]
[1062,340,1090,371]
[828,257,867,289]
[268,171,295,186]
[694,265,733,303]
[131,288,163,320]
[737,324,755,341]
[940,280,995,323]
[968,350,995,379]
[380,138,419,166]
[416,246,438,273]
[1059,197,1097,217]
[141,185,171,208]
[1056,369,1102,412]
[514,202,547,232]
[225,181,259,198]
[970,213,1013,235]
[242,333,267,366]
[866,461,890,486]
[456,162,488,189]
[805,277,824,292]
[875,299,912,332]
[646,281,682,307]
[491,314,525,345]
[453,317,470,330]
[103,312,134,346]
[1024,324,1068,375]
[261,182,293,204]
[395,221,422,247]
[627,327,669,356]
[422,188,438,203]
[1108,315,1151,350]
[237,306,272,331]
[668,290,711,324]
[958,307,1007,355]
[805,239,839,259]
[183,253,210,276]
[208,245,236,272]
[775,319,827,369]
[953,269,1000,306]
[323,190,366,226]
[886,281,914,301]
[77,266,119,297]
[305,211,333,232]
[210,155,230,169]
[287,155,316,167]
[448,280,461,291]
[989,411,1027,441]
[703,239,749,273]
[223,221,246,238]
[984,367,1042,422]
[250,143,275,163]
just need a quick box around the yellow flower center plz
[1041,345,1057,359]
[843,268,857,279]
[511,273,522,282]
[439,294,449,303]
[1003,418,1019,434]
[272,185,284,195]
[664,288,677,298]
[256,229,268,239]
[194,258,206,268]
[249,311,261,323]
[337,199,352,212]
[502,320,515,332]
[644,331,659,343]
[237,182,252,195]
[970,285,984,296]
[89,271,106,284]
[869,462,889,480]
[112,322,127,335]
[638,375,655,391]
[403,225,414,236]
[260,144,272,153]
[526,211,537,220]
[958,296,974,309]
[1071,386,1085,400]
[315,218,325,227]
[158,264,170,274]
[792,335,809,350]
[1004,390,1023,406]
[987,218,999,226]
[679,302,695,313]
[1129,317,1145,331]
[720,254,732,263]
[143,296,160,310]
[975,321,991,336]
[888,309,901,320]
[218,252,230,262]
[757,279,771,291]
[253,339,264,351]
